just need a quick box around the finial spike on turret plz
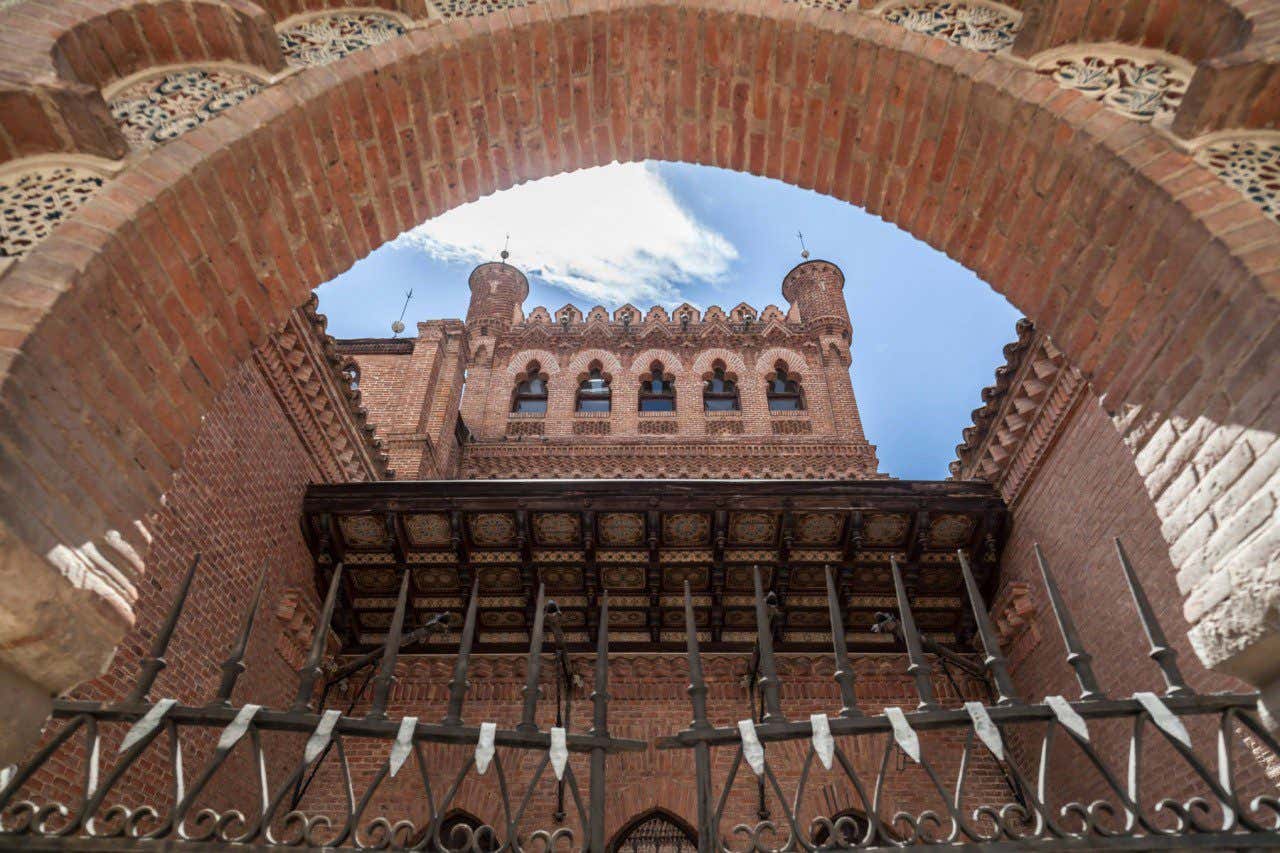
[500,233,510,262]
[797,230,809,260]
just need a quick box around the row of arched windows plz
[511,361,806,414]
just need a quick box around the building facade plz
[340,259,881,481]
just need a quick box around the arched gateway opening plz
[0,0,1277,842]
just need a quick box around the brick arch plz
[503,350,563,379]
[49,0,285,90]
[0,0,1278,751]
[754,347,812,382]
[689,349,750,380]
[564,349,626,379]
[627,349,687,378]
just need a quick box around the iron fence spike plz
[683,580,711,729]
[824,564,863,717]
[957,550,1020,705]
[1034,543,1105,700]
[890,558,938,711]
[751,564,785,723]
[443,577,480,726]
[518,583,548,732]
[1115,538,1192,697]
[213,558,268,705]
[368,568,412,719]
[292,562,345,712]
[127,553,202,704]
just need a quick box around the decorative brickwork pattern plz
[2,0,1280,761]
[431,0,534,20]
[771,417,813,435]
[1036,50,1190,123]
[506,419,544,436]
[574,419,611,435]
[639,419,678,434]
[0,165,105,258]
[255,297,389,482]
[108,68,262,148]
[951,320,1086,504]
[1196,135,1280,224]
[278,11,407,68]
[880,1,1021,53]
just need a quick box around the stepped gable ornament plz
[950,317,1037,477]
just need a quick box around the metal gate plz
[0,558,643,850]
[2,540,1279,850]
[658,542,1280,850]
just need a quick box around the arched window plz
[435,810,499,852]
[576,362,612,412]
[512,361,548,413]
[639,362,676,412]
[702,362,739,412]
[811,810,871,847]
[607,809,697,853]
[766,362,804,411]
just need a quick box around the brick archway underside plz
[0,0,1277,742]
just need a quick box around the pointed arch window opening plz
[512,361,548,414]
[607,809,698,853]
[703,363,740,412]
[766,363,804,412]
[639,362,676,412]
[577,363,612,412]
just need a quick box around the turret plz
[467,261,530,330]
[781,259,850,332]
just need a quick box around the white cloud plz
[391,163,738,307]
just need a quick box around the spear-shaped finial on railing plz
[1034,544,1104,701]
[125,553,202,704]
[683,581,711,730]
[588,592,611,853]
[517,584,548,732]
[212,559,268,706]
[368,569,412,720]
[752,565,786,724]
[591,593,611,736]
[824,565,862,717]
[442,578,480,726]
[292,562,345,712]
[890,558,938,711]
[1115,538,1192,697]
[958,550,1020,705]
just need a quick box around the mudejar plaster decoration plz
[0,165,105,259]
[278,12,408,68]
[879,1,1021,53]
[1197,135,1280,224]
[1036,51,1191,123]
[108,67,263,148]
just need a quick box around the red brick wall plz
[344,260,881,480]
[299,653,1012,842]
[997,394,1275,804]
[20,359,326,808]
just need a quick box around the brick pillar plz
[781,260,868,444]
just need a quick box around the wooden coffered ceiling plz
[302,479,1007,654]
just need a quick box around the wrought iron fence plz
[0,556,643,850]
[658,540,1280,851]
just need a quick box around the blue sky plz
[315,161,1021,479]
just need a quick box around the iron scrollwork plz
[658,540,1280,851]
[0,556,643,850]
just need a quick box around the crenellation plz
[338,258,882,479]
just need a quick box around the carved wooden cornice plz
[949,319,1086,504]
[254,295,392,482]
